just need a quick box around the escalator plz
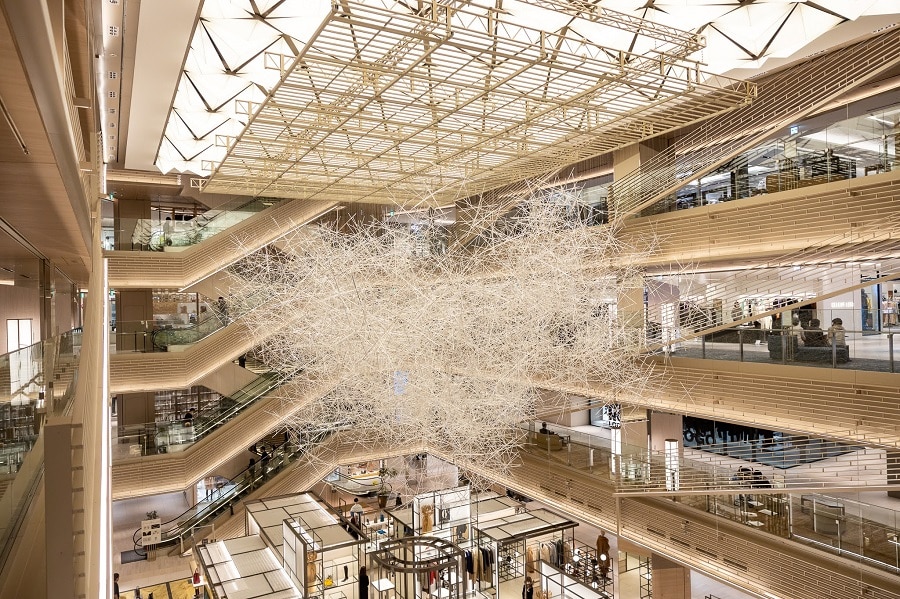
[118,370,285,458]
[107,198,341,290]
[130,429,320,556]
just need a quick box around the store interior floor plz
[112,474,756,598]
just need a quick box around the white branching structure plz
[229,186,658,474]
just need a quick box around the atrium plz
[1,1,900,598]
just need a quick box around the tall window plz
[6,318,32,352]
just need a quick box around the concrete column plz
[648,411,683,453]
[44,417,76,598]
[115,289,154,351]
[618,283,645,335]
[651,553,690,599]
[612,140,666,214]
[888,450,900,499]
[612,142,661,182]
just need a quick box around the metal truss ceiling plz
[202,1,755,205]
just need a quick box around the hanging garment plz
[421,504,434,533]
[540,543,551,563]
[563,541,572,565]
[526,546,536,573]
[465,550,474,575]
[555,539,564,567]
[547,542,557,566]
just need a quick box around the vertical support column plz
[650,553,690,599]
[45,417,76,597]
[730,153,750,200]
[115,289,154,351]
[649,411,683,492]
[39,259,54,341]
[612,140,664,216]
[618,282,645,341]
[888,450,900,499]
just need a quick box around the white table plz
[372,578,396,593]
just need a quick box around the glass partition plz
[0,328,82,567]
[111,292,224,353]
[114,196,288,251]
[113,371,283,458]
[638,99,900,217]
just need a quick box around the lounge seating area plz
[767,336,849,363]
[531,431,564,451]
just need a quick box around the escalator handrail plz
[132,439,284,552]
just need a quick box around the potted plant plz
[376,466,398,509]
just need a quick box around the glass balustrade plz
[520,423,900,575]
[659,316,898,373]
[113,371,284,458]
[636,103,899,217]
[111,314,227,353]
[0,329,82,566]
[112,196,288,252]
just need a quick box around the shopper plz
[216,296,229,324]
[359,566,369,599]
[350,497,364,525]
[539,422,550,434]
[246,458,256,489]
[827,318,847,347]
[163,216,173,247]
[113,573,120,599]
[803,319,827,347]
[260,447,271,480]
[789,316,804,346]
[522,577,534,599]
[596,531,611,578]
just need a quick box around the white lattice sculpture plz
[229,187,658,473]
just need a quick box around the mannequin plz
[883,291,897,327]
[421,504,434,533]
[596,531,611,578]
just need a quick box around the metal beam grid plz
[205,0,753,205]
[526,0,705,57]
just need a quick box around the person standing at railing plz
[246,458,256,489]
[163,217,173,247]
[260,447,271,480]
